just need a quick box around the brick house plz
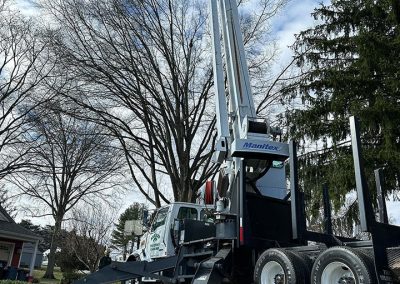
[0,205,42,278]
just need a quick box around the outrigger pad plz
[73,262,143,284]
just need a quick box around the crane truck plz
[75,0,400,283]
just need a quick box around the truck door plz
[148,206,169,259]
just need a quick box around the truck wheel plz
[254,248,308,284]
[311,247,375,284]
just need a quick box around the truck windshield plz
[151,207,169,231]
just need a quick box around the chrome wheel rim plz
[260,261,285,284]
[321,261,355,284]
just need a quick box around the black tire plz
[311,246,376,284]
[254,248,308,284]
[288,250,312,282]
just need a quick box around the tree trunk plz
[43,217,62,279]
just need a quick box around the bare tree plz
[64,204,115,273]
[8,101,125,279]
[0,183,16,217]
[42,0,287,206]
[0,0,6,11]
[0,2,54,177]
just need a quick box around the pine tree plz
[19,220,54,252]
[283,0,400,233]
[110,203,143,260]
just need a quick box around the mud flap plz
[74,257,178,284]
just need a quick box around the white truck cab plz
[134,202,213,262]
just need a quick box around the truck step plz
[192,267,213,284]
[177,274,195,279]
[192,248,231,284]
[183,251,213,258]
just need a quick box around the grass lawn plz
[33,267,63,284]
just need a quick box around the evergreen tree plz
[110,203,143,260]
[18,220,55,252]
[19,219,41,233]
[283,0,400,233]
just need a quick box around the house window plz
[0,242,14,266]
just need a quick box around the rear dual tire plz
[311,247,376,284]
[254,248,310,284]
[254,246,376,284]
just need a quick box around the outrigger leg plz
[74,256,178,284]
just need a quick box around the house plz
[0,205,42,279]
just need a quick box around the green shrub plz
[55,251,86,273]
[60,271,82,284]
[0,281,28,284]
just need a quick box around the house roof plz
[0,204,42,242]
[0,204,14,223]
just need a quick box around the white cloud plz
[12,0,40,17]
[272,0,330,68]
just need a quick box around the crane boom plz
[219,0,256,125]
[210,0,289,172]
[210,0,229,163]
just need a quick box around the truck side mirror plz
[143,209,149,227]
